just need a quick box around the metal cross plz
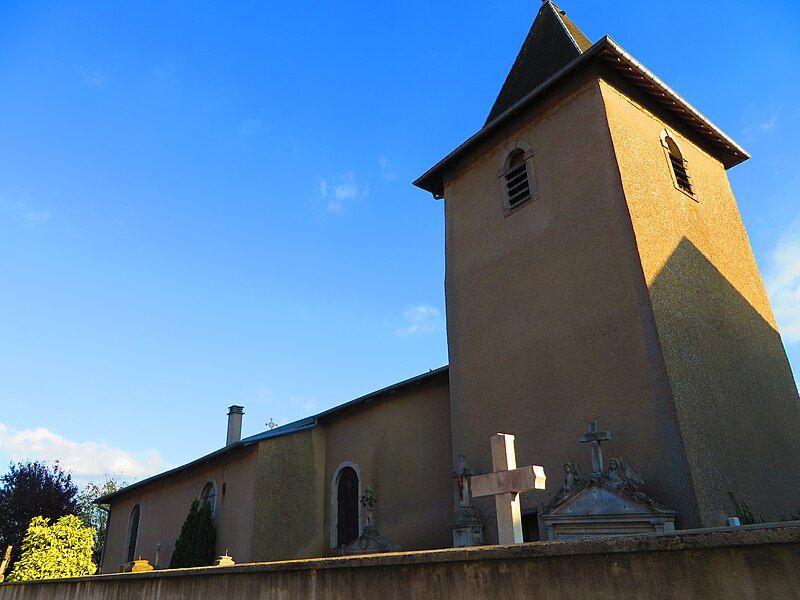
[579,421,611,475]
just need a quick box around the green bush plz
[7,515,95,581]
[169,499,216,568]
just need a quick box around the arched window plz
[661,132,693,195]
[332,465,360,548]
[126,505,140,563]
[201,482,217,516]
[499,142,537,211]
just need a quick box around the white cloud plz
[0,194,51,226]
[765,219,800,343]
[237,118,269,138]
[395,304,445,338]
[74,65,104,89]
[759,112,779,132]
[379,156,397,181]
[0,422,165,483]
[318,171,368,214]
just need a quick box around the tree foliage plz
[76,478,125,565]
[169,499,216,568]
[7,515,95,581]
[0,461,78,569]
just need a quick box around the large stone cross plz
[471,434,546,545]
[580,421,611,475]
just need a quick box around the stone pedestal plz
[452,505,485,547]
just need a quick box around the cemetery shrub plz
[0,461,78,571]
[169,499,216,568]
[7,515,96,581]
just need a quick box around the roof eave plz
[413,36,749,198]
[94,366,450,504]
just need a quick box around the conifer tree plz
[168,499,216,568]
[7,515,95,581]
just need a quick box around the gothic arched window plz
[499,142,537,211]
[126,505,140,563]
[201,482,217,516]
[661,132,693,196]
[333,465,360,548]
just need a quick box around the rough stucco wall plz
[322,373,452,552]
[250,428,327,562]
[102,446,258,573]
[443,69,698,539]
[250,373,452,561]
[600,77,800,525]
[3,524,799,600]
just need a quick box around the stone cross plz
[470,434,546,545]
[580,421,611,475]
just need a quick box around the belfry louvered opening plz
[665,136,693,195]
[505,150,531,208]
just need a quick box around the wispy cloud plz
[74,65,104,89]
[0,422,165,484]
[318,171,369,214]
[742,109,780,136]
[0,194,51,227]
[379,156,397,182]
[765,218,800,343]
[237,118,269,138]
[395,304,445,338]
[152,61,176,80]
[758,112,779,132]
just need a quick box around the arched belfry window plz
[331,463,361,548]
[201,482,217,516]
[499,142,538,211]
[126,505,140,563]
[661,131,693,196]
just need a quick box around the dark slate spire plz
[485,1,592,125]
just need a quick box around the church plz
[97,1,800,572]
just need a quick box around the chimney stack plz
[226,405,244,446]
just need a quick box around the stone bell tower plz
[415,1,800,540]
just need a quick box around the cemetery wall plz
[2,523,798,600]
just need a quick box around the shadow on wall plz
[648,237,800,523]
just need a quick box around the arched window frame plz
[126,504,141,563]
[498,141,539,214]
[200,481,217,517]
[660,129,696,199]
[329,461,362,549]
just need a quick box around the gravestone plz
[341,487,400,554]
[540,422,677,540]
[451,454,485,547]
[470,433,547,545]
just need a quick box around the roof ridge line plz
[546,1,581,53]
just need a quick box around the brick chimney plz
[226,405,244,446]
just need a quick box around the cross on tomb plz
[580,421,611,475]
[470,433,546,545]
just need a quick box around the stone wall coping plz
[3,521,799,587]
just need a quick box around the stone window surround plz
[329,461,363,549]
[498,140,540,216]
[659,128,697,201]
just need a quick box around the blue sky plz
[1,0,798,486]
